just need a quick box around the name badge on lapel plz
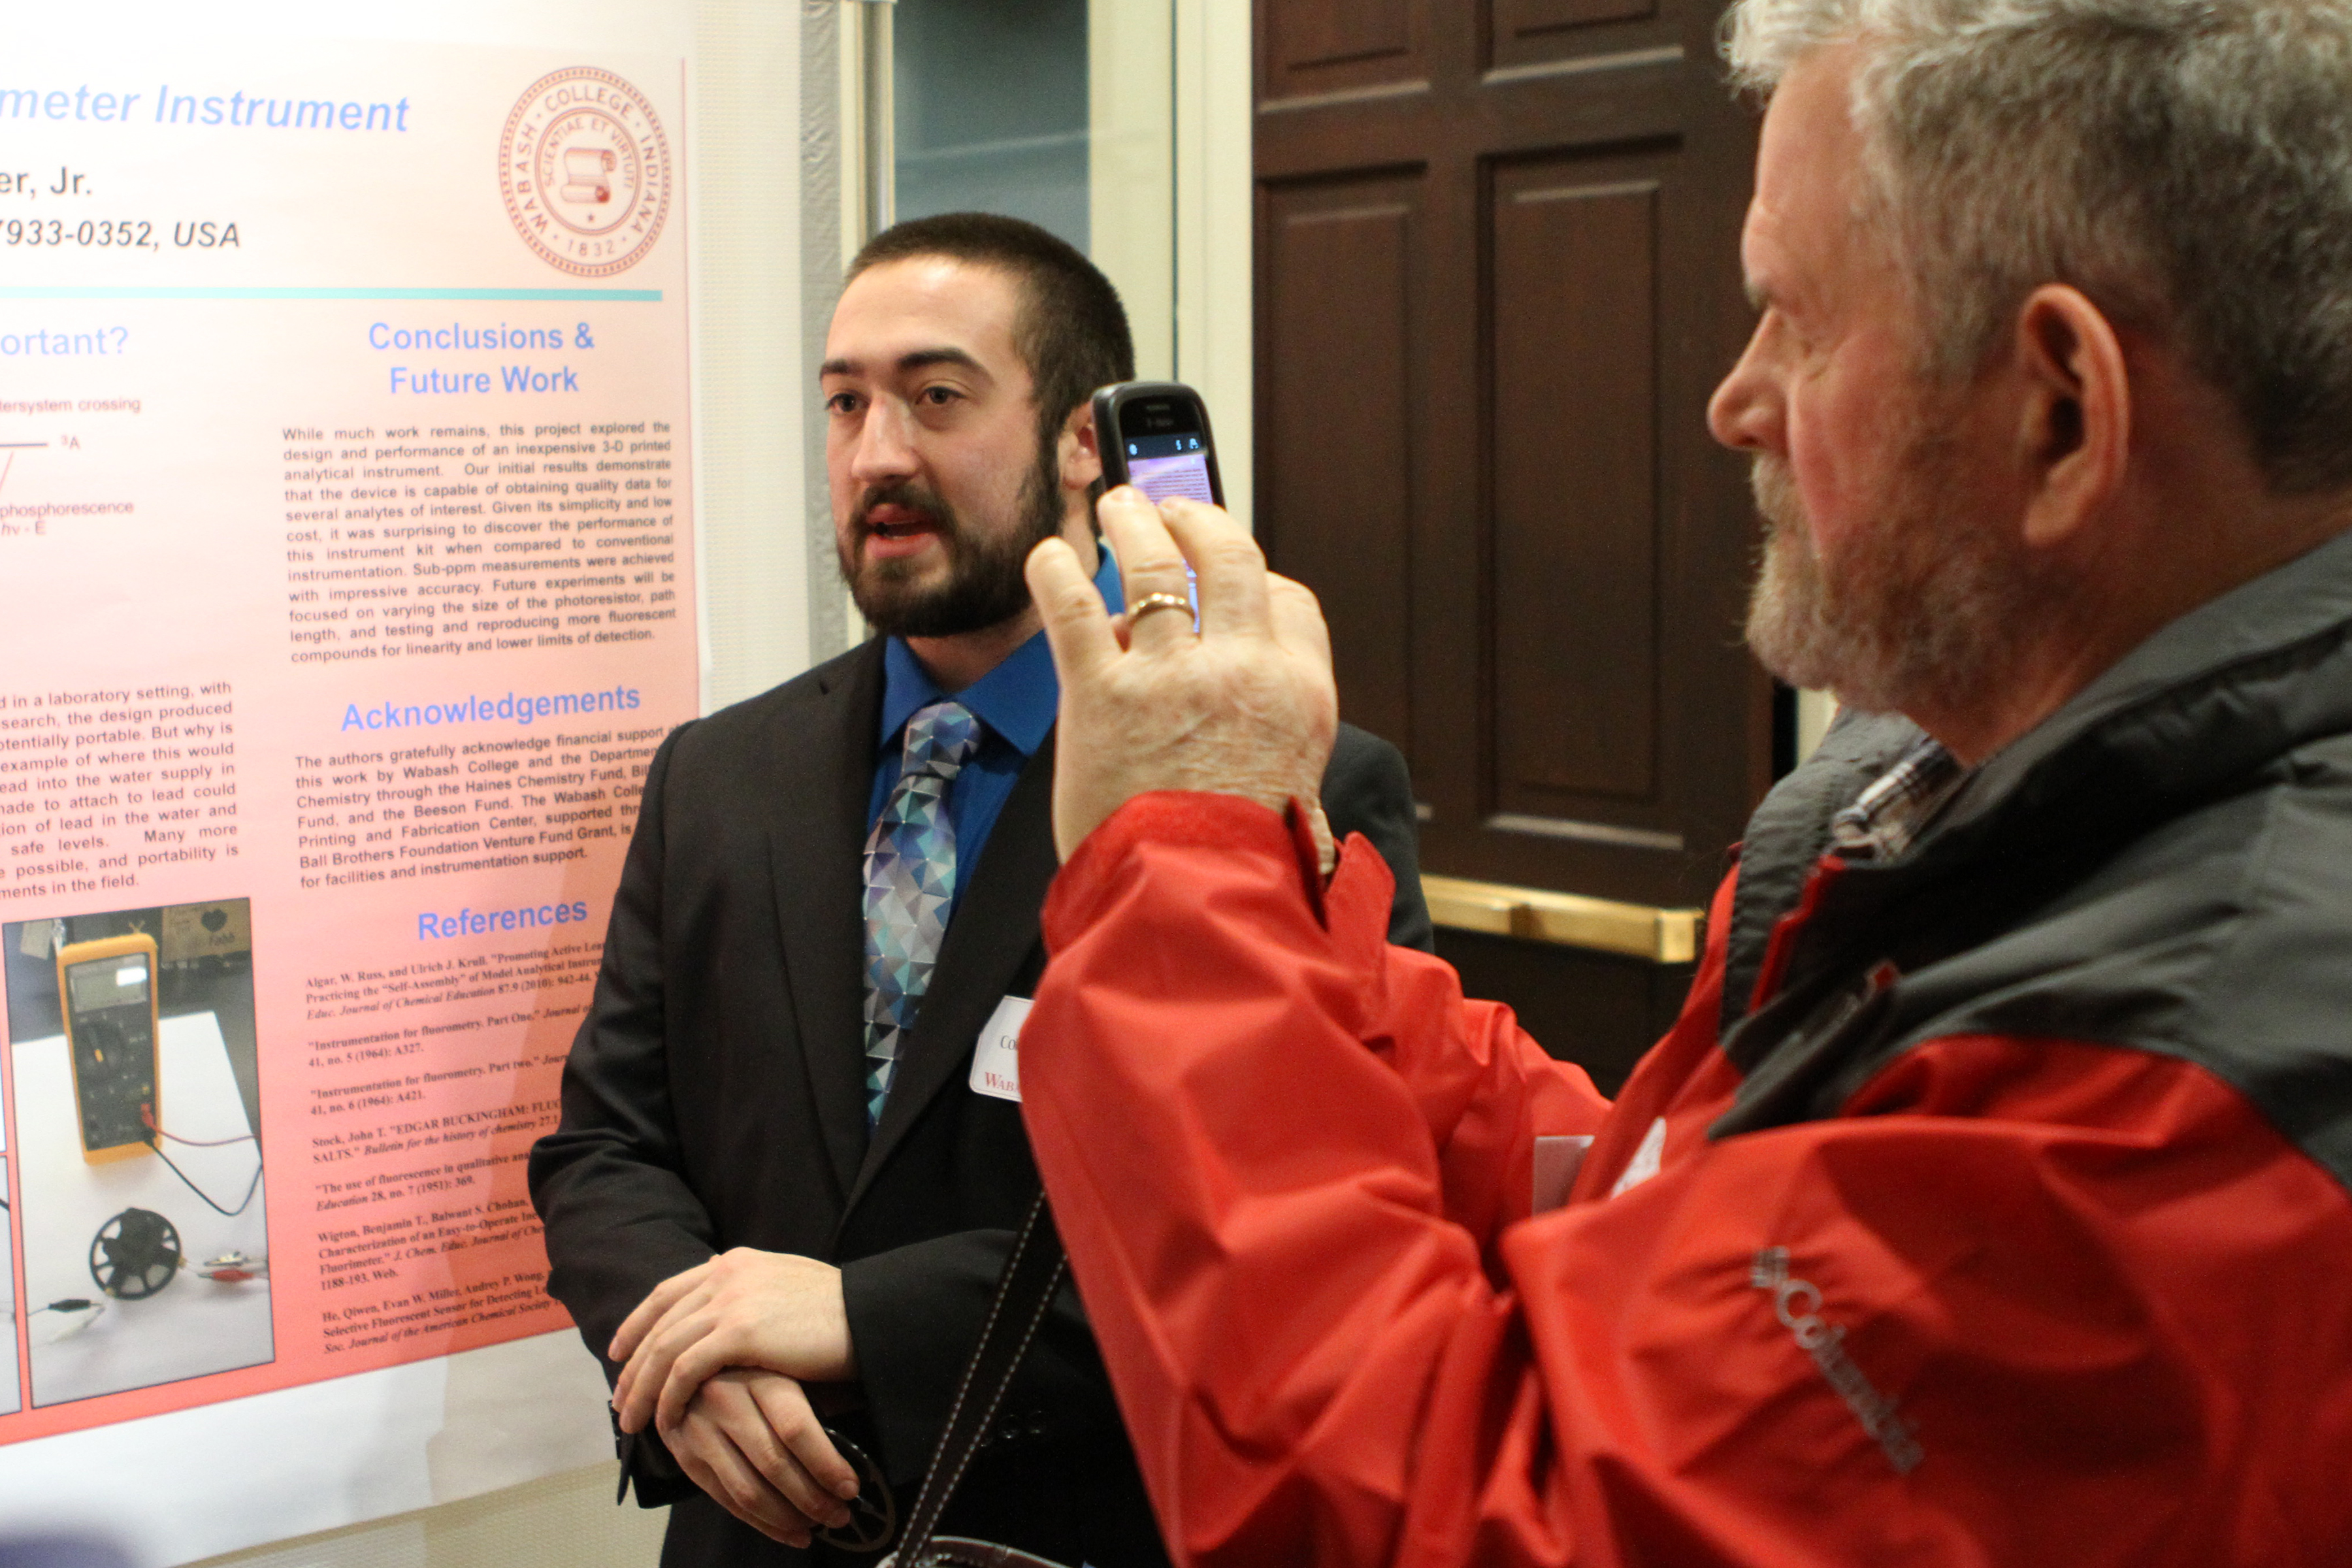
[968,994,1033,1103]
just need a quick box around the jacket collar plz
[1723,526,2352,1039]
[765,640,889,1203]
[1940,525,2352,847]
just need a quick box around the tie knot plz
[900,700,980,780]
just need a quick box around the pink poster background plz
[0,39,694,1443]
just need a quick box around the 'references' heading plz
[417,901,591,940]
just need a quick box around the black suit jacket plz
[529,636,1429,1567]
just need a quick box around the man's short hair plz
[1724,0,2352,495]
[849,212,1136,451]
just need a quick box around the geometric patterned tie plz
[860,700,983,1128]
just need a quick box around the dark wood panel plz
[1258,0,1769,921]
[1256,55,1686,178]
[1486,0,1676,72]
[1273,0,1410,68]
[1259,181,1421,753]
[1491,167,1660,808]
[1496,0,1658,44]
[1261,0,1428,103]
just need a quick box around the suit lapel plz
[845,728,1059,1213]
[766,640,885,1204]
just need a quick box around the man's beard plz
[1743,421,2065,719]
[839,439,1064,639]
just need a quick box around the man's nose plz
[1707,326,1778,455]
[851,400,920,480]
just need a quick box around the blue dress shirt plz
[868,546,1123,919]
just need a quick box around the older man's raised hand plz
[1024,486,1339,863]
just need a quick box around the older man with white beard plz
[989,0,2352,1562]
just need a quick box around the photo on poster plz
[0,1162,19,1418]
[3,903,272,1407]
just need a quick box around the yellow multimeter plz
[57,933,162,1164]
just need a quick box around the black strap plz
[892,1191,1069,1567]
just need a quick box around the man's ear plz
[2013,284,2131,549]
[1062,403,1104,492]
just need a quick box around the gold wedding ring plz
[1126,591,1192,625]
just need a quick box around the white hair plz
[1723,0,2352,494]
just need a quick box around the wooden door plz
[1255,0,1769,1081]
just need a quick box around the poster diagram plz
[0,36,696,1460]
[5,906,269,1407]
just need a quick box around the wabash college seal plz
[500,67,672,278]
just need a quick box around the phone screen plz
[1101,386,1219,625]
[1122,431,1215,506]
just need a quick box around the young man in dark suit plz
[528,213,1429,1566]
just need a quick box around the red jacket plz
[1021,792,2352,1566]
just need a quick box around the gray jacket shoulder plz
[1904,730,2352,1162]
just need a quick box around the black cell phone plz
[1092,381,1224,508]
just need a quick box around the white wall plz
[1088,0,1256,529]
[1174,0,1256,532]
[693,0,815,710]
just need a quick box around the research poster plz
[0,33,694,1528]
